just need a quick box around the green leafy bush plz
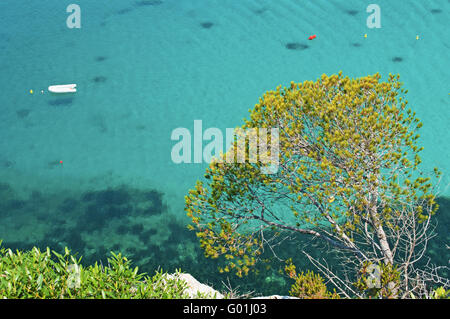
[0,243,192,299]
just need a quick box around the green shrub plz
[431,287,449,299]
[0,243,191,299]
[285,260,340,299]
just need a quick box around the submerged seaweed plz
[59,198,79,213]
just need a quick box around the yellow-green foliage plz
[285,261,339,299]
[354,261,400,299]
[185,72,440,277]
[431,287,449,299]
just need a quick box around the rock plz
[252,295,299,299]
[166,273,224,299]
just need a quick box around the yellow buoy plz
[416,35,419,40]
[364,33,367,38]
[29,89,33,94]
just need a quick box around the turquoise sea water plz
[0,0,449,294]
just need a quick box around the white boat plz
[48,84,77,93]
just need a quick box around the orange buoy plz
[308,35,317,40]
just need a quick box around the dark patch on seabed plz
[117,8,133,15]
[392,56,403,63]
[16,109,31,119]
[0,184,168,257]
[345,9,359,16]
[90,114,108,133]
[200,22,214,29]
[0,159,15,168]
[135,0,163,7]
[430,9,442,14]
[285,42,309,51]
[48,97,74,106]
[254,8,267,15]
[94,56,108,62]
[93,76,107,83]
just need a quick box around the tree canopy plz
[185,72,445,298]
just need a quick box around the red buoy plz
[308,35,317,40]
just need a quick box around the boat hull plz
[48,84,77,93]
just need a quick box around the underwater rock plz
[392,56,403,63]
[285,42,309,50]
[351,42,362,47]
[163,273,224,299]
[430,9,442,14]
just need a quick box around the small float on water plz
[48,84,77,94]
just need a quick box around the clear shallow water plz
[0,0,449,294]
